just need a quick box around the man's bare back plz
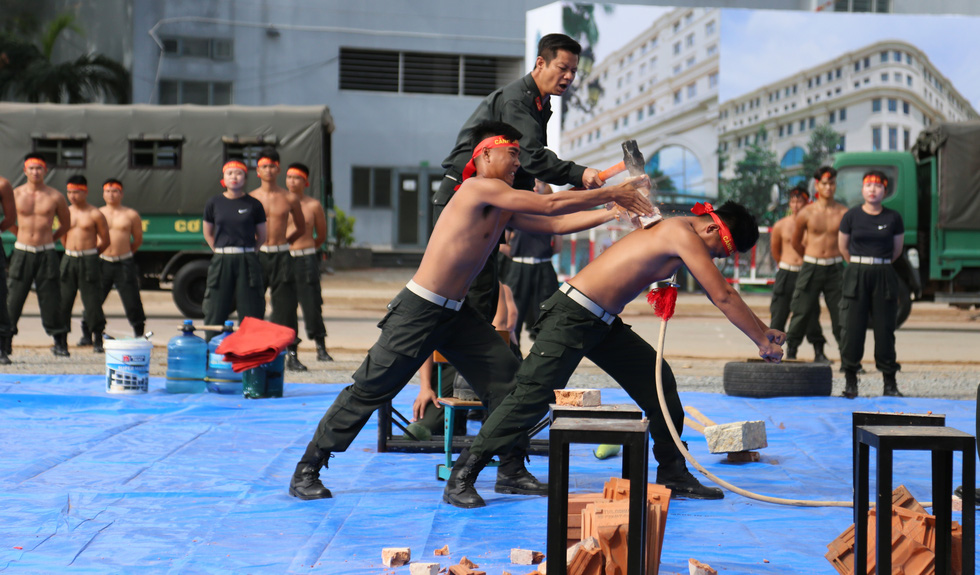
[100,205,142,257]
[13,183,69,246]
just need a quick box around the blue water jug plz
[206,320,241,394]
[166,320,208,393]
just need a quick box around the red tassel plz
[646,286,677,321]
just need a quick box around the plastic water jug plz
[206,321,241,394]
[165,320,208,393]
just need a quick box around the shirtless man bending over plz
[444,201,784,508]
[785,167,848,361]
[7,154,72,357]
[287,120,653,501]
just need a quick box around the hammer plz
[611,140,661,228]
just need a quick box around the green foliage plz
[719,126,787,226]
[333,207,356,248]
[801,123,843,180]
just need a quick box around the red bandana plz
[692,202,735,256]
[25,158,47,170]
[66,183,87,192]
[286,167,309,186]
[455,135,520,191]
[863,174,888,187]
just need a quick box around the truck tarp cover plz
[912,121,980,230]
[0,103,333,214]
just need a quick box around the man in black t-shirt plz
[837,170,904,398]
[202,161,268,339]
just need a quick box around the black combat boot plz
[882,372,903,397]
[134,323,145,338]
[843,370,859,399]
[93,332,105,354]
[314,336,333,362]
[288,442,333,500]
[0,336,10,365]
[2,335,11,356]
[812,343,830,364]
[51,334,70,357]
[654,442,724,500]
[785,342,798,360]
[495,450,547,495]
[443,449,490,508]
[286,343,308,371]
[77,323,93,346]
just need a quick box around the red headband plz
[103,183,123,193]
[692,202,735,256]
[286,167,309,185]
[66,183,88,192]
[863,174,888,187]
[25,158,47,169]
[456,135,520,190]
[257,158,279,168]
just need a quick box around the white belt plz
[66,248,99,257]
[290,247,318,257]
[778,262,802,272]
[259,244,290,253]
[14,242,56,253]
[803,255,843,266]
[560,283,615,325]
[851,256,891,265]
[512,256,550,265]
[406,279,463,312]
[101,252,134,262]
[213,247,255,254]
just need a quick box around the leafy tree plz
[560,3,612,124]
[719,126,787,225]
[0,12,129,103]
[801,123,843,180]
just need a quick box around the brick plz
[434,544,450,556]
[565,537,599,564]
[448,566,486,575]
[554,389,600,407]
[725,451,761,463]
[689,557,718,575]
[704,420,767,454]
[510,548,545,565]
[458,556,479,569]
[410,563,441,575]
[382,547,411,567]
[567,546,601,575]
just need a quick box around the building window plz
[686,57,696,68]
[637,108,644,122]
[673,42,681,55]
[835,0,891,12]
[708,72,718,88]
[781,146,805,168]
[648,103,656,117]
[906,76,913,87]
[902,101,910,115]
[159,80,232,105]
[829,110,836,124]
[623,114,629,127]
[854,62,860,72]
[816,75,821,86]
[894,73,901,83]
[840,107,847,121]
[808,78,813,89]
[881,50,889,63]
[863,56,871,68]
[33,137,87,168]
[161,36,234,61]
[673,65,682,76]
[872,98,882,112]
[904,129,911,150]
[838,135,846,151]
[827,71,833,81]
[351,167,392,208]
[686,33,695,47]
[787,122,793,135]
[888,127,898,150]
[613,118,619,131]
[129,138,182,169]
[888,98,897,112]
[872,127,882,150]
[707,44,717,57]
[800,120,806,132]
[673,90,682,104]
[836,67,842,78]
[706,20,716,35]
[894,50,902,62]
[779,125,784,137]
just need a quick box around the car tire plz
[723,360,833,398]
[171,259,211,319]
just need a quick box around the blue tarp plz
[0,375,976,574]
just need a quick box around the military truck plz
[0,103,334,318]
[833,121,980,323]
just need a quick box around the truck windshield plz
[835,165,898,208]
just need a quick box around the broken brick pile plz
[825,485,964,575]
[565,477,671,574]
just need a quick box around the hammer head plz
[622,140,646,177]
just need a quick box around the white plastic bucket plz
[104,339,153,394]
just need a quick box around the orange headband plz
[222,160,248,173]
[257,158,279,168]
[863,174,888,187]
[286,167,309,185]
[456,135,520,190]
[25,158,47,169]
[103,183,123,193]
[692,202,735,256]
[66,183,88,192]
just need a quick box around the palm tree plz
[0,12,129,103]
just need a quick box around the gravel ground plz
[4,346,977,401]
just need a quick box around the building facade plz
[561,7,720,205]
[718,39,978,183]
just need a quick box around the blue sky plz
[720,8,980,110]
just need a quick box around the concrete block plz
[554,389,600,407]
[704,420,767,454]
[434,544,450,556]
[410,563,440,575]
[510,548,545,565]
[689,557,718,575]
[382,547,411,567]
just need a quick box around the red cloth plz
[215,317,295,373]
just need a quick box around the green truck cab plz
[1,103,334,318]
[833,121,980,319]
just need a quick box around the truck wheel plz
[172,259,211,319]
[896,277,911,327]
[723,360,832,398]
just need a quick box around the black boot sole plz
[288,485,332,500]
[493,483,548,496]
[442,492,486,508]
